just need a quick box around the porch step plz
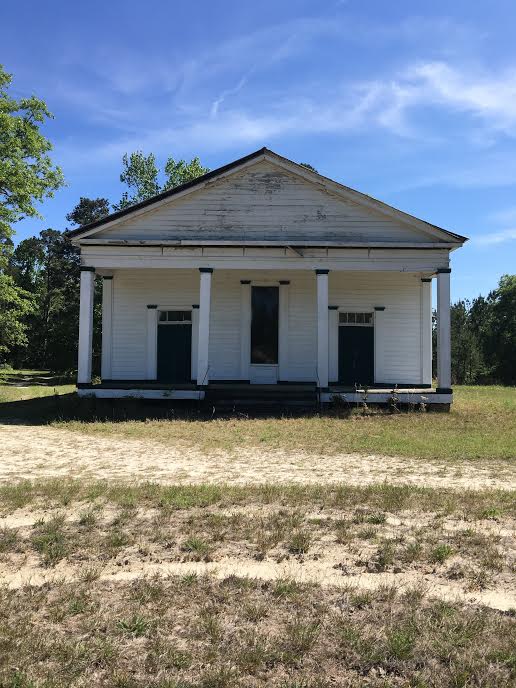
[204,384,318,408]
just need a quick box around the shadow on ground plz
[0,392,336,425]
[0,371,420,425]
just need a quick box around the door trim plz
[333,309,376,385]
[146,304,198,381]
[240,280,288,383]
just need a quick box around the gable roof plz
[68,147,468,244]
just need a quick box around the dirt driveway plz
[1,422,515,490]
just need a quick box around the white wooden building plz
[70,148,467,406]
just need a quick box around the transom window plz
[339,312,373,326]
[158,310,192,323]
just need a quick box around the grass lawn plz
[0,370,514,461]
[0,479,515,687]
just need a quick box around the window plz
[251,286,279,364]
[339,312,373,326]
[158,310,191,323]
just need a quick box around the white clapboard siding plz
[329,272,422,384]
[109,268,424,384]
[111,269,199,379]
[96,161,439,244]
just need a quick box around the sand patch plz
[1,423,515,490]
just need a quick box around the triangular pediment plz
[71,150,466,246]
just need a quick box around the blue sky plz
[5,0,516,300]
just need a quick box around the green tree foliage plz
[9,229,80,370]
[163,156,210,189]
[450,300,485,384]
[0,65,64,363]
[114,151,209,210]
[8,198,109,370]
[299,162,318,173]
[0,274,32,360]
[66,197,110,227]
[0,65,64,255]
[114,152,160,211]
[449,274,516,385]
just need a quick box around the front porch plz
[76,254,454,407]
[77,380,452,406]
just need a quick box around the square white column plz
[77,268,95,384]
[101,276,113,380]
[197,268,213,385]
[421,278,433,386]
[316,269,329,389]
[437,268,452,391]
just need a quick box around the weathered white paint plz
[197,270,212,385]
[421,280,433,386]
[437,270,452,390]
[101,277,113,379]
[81,244,450,274]
[249,364,278,384]
[81,238,460,249]
[84,161,454,245]
[77,269,95,384]
[239,282,251,380]
[107,270,198,379]
[316,271,329,388]
[278,282,289,381]
[329,272,422,385]
[107,269,427,385]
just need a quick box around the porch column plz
[436,268,452,392]
[77,267,95,384]
[197,268,213,386]
[315,269,329,389]
[421,278,432,386]
[101,276,113,380]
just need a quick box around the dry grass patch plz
[0,574,515,687]
[0,480,514,607]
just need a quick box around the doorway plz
[338,311,374,386]
[250,286,279,384]
[157,310,192,383]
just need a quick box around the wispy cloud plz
[474,228,516,245]
[40,10,516,186]
[210,75,249,118]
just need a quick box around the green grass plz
[0,369,75,403]
[0,370,515,461]
[0,478,514,518]
[62,385,516,461]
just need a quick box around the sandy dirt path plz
[1,422,514,489]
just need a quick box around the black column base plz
[436,387,453,394]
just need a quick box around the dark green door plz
[157,324,192,383]
[338,326,374,386]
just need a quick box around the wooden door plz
[338,326,374,386]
